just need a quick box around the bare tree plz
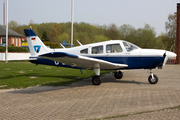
[165,14,176,38]
[165,14,176,51]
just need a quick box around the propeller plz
[163,52,168,66]
[163,51,177,66]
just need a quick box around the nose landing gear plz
[148,69,158,84]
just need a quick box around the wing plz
[39,52,128,70]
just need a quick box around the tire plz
[148,74,158,84]
[114,71,123,79]
[92,75,101,85]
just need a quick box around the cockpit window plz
[106,44,123,53]
[123,41,139,52]
[92,45,103,54]
[80,48,88,54]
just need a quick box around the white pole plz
[3,0,5,25]
[71,0,74,47]
[5,0,8,63]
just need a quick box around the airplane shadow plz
[7,74,148,94]
[102,76,149,85]
[104,79,148,85]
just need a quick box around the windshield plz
[123,41,140,52]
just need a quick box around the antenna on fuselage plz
[76,39,82,46]
[60,43,65,49]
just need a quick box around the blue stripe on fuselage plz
[90,56,164,69]
[30,56,164,70]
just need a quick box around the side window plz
[92,45,103,54]
[80,48,88,54]
[106,44,123,53]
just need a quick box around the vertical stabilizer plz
[24,28,52,56]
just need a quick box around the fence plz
[0,52,31,61]
[166,58,176,64]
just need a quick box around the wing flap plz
[39,52,128,70]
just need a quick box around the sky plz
[0,0,179,36]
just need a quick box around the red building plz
[0,25,24,47]
[176,3,180,64]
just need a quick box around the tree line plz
[9,13,176,51]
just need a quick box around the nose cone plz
[166,51,177,58]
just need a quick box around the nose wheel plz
[148,70,158,84]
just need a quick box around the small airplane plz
[24,28,176,85]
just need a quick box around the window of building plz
[19,39,21,46]
[16,38,18,46]
[92,45,103,54]
[12,38,14,44]
[1,37,6,45]
[106,44,122,53]
[80,48,88,54]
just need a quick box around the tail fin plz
[24,28,52,56]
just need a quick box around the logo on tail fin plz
[34,45,41,53]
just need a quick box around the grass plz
[0,62,109,89]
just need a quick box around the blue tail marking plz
[24,28,37,37]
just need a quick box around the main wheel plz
[148,74,158,84]
[114,71,123,79]
[92,75,101,85]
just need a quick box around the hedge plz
[44,42,60,48]
[0,46,29,52]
